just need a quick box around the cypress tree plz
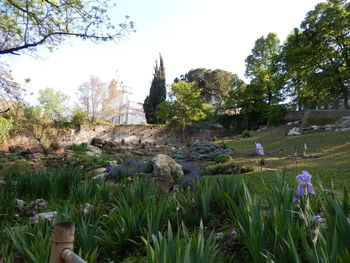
[143,54,166,124]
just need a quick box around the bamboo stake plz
[49,222,75,263]
[61,249,87,263]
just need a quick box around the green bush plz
[66,143,89,154]
[71,109,88,125]
[241,129,251,138]
[0,117,13,145]
[215,114,233,129]
[202,161,253,175]
[214,154,233,164]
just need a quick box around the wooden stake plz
[61,249,87,263]
[49,222,75,263]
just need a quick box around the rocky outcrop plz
[151,154,184,190]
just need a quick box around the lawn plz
[220,125,350,192]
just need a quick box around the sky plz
[4,0,326,106]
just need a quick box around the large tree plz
[0,0,134,55]
[177,68,237,110]
[280,0,350,109]
[245,33,284,105]
[143,54,166,124]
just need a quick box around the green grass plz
[218,125,350,192]
[223,125,350,170]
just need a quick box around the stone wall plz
[301,110,350,128]
[283,110,305,122]
[4,124,222,149]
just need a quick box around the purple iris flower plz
[255,143,264,156]
[294,171,316,203]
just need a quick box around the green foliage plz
[177,68,238,113]
[0,117,13,145]
[144,54,167,124]
[202,161,253,175]
[214,154,233,164]
[4,221,52,262]
[66,143,89,154]
[157,81,212,141]
[71,109,88,125]
[241,129,251,138]
[215,114,233,129]
[38,88,69,122]
[280,0,350,109]
[265,104,286,126]
[0,0,134,55]
[245,33,284,105]
[143,221,218,263]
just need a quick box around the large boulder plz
[151,154,183,190]
[86,145,102,156]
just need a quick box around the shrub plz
[71,109,88,125]
[0,117,13,145]
[66,143,89,154]
[202,161,253,175]
[107,158,153,181]
[214,154,232,164]
[215,114,233,129]
[241,129,251,138]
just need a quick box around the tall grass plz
[142,221,218,263]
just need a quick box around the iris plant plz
[255,143,264,156]
[293,170,316,203]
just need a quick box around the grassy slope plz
[219,125,350,192]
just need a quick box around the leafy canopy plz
[0,0,134,55]
[157,81,212,134]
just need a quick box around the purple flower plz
[294,171,316,202]
[255,143,264,156]
[313,215,321,222]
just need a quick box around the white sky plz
[4,0,325,106]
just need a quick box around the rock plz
[310,125,320,130]
[81,203,92,214]
[30,211,57,223]
[86,167,107,177]
[0,180,5,185]
[26,153,42,160]
[93,173,107,180]
[151,154,184,190]
[287,127,301,136]
[92,138,106,145]
[16,199,25,208]
[28,199,48,211]
[86,145,102,156]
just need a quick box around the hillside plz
[221,125,350,191]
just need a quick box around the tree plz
[0,62,23,109]
[101,78,121,121]
[38,87,69,122]
[177,68,237,111]
[77,76,107,122]
[280,0,350,109]
[245,33,284,105]
[143,54,166,124]
[0,0,134,55]
[157,81,212,142]
[77,75,121,122]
